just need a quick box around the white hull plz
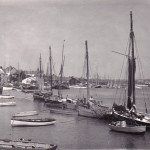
[0,95,14,99]
[0,102,16,106]
[69,85,87,89]
[11,119,56,126]
[3,87,13,91]
[78,106,97,118]
[109,123,146,134]
[13,111,38,117]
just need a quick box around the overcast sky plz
[0,0,150,79]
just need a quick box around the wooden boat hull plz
[22,89,39,93]
[61,98,77,110]
[94,85,101,88]
[66,103,76,110]
[50,108,78,115]
[46,103,63,108]
[109,123,146,134]
[0,95,14,99]
[113,109,150,129]
[78,106,97,118]
[45,99,64,108]
[0,102,16,106]
[91,104,110,119]
[0,139,57,150]
[3,87,13,91]
[13,111,38,117]
[11,118,56,127]
[33,94,45,101]
[52,84,69,89]
[33,91,51,101]
[78,103,110,119]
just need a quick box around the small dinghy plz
[0,101,16,106]
[13,111,38,117]
[0,139,57,150]
[109,121,146,134]
[3,86,13,91]
[0,95,14,99]
[11,118,56,127]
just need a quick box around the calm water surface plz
[1,88,150,149]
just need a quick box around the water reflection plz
[0,89,150,149]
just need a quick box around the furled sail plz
[127,56,136,110]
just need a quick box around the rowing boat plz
[0,102,16,106]
[13,111,38,117]
[11,118,56,127]
[0,95,14,99]
[0,139,57,150]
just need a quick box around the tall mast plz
[49,46,53,94]
[18,62,20,83]
[97,73,99,85]
[127,11,136,110]
[60,40,65,85]
[39,53,42,78]
[85,40,90,102]
[58,40,65,96]
[130,11,135,104]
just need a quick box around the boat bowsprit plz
[0,139,57,150]
[11,118,56,127]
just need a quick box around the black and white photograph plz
[0,0,150,149]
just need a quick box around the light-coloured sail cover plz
[0,69,4,74]
[22,77,37,85]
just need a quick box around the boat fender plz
[120,121,126,127]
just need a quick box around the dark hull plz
[33,94,45,101]
[52,85,69,90]
[22,89,39,93]
[0,146,57,150]
[45,102,63,108]
[33,91,51,101]
[113,110,150,130]
[0,87,3,94]
[0,139,57,150]
[94,85,101,88]
[110,129,145,135]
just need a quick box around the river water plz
[1,88,150,149]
